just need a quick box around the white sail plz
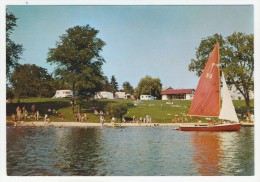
[219,73,239,122]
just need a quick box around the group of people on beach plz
[132,114,152,124]
[98,115,129,126]
[75,112,87,121]
[12,105,40,125]
[171,117,189,123]
[11,104,67,126]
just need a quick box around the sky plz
[7,4,254,90]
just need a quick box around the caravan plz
[52,90,73,98]
[94,91,114,99]
[140,95,155,100]
[115,92,125,99]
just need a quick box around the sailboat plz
[178,43,241,131]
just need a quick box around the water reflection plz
[192,132,222,175]
[6,126,254,176]
[52,127,104,175]
[191,127,254,176]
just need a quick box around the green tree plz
[188,32,254,116]
[110,75,119,94]
[122,81,134,94]
[47,25,106,112]
[134,75,162,99]
[105,103,128,120]
[6,86,15,103]
[48,77,69,91]
[6,11,23,79]
[10,64,54,100]
[101,76,112,91]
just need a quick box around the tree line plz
[6,11,162,103]
[6,10,254,116]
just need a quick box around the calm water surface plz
[6,126,254,176]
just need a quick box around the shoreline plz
[7,121,188,127]
[7,121,252,128]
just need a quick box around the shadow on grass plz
[6,100,71,116]
[7,99,133,116]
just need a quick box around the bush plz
[105,102,128,119]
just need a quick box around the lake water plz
[6,125,254,176]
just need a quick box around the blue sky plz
[7,5,254,89]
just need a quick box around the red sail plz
[188,43,220,117]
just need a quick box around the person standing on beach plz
[31,104,36,115]
[44,113,48,124]
[22,105,26,114]
[122,116,126,123]
[111,117,115,124]
[36,111,40,120]
[16,106,20,114]
[100,115,105,126]
[17,110,21,121]
[149,115,152,123]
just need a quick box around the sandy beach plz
[8,121,189,127]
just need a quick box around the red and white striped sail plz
[188,43,220,117]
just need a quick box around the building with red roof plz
[161,88,195,100]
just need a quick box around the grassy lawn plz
[6,98,254,123]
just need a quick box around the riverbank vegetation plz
[6,98,254,123]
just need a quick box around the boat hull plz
[178,123,241,131]
[241,123,254,127]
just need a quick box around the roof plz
[161,89,194,95]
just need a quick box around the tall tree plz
[10,64,54,100]
[188,32,254,116]
[122,81,134,94]
[134,75,162,99]
[101,76,112,91]
[47,25,106,112]
[6,11,23,79]
[110,75,119,94]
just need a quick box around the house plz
[226,85,254,100]
[94,91,114,99]
[140,95,155,100]
[161,88,195,100]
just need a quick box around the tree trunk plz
[78,104,81,113]
[72,83,75,114]
[245,96,251,121]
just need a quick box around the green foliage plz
[100,76,112,91]
[188,34,225,76]
[6,86,15,101]
[105,102,128,119]
[188,32,254,114]
[6,11,23,79]
[10,64,55,99]
[110,75,118,94]
[122,81,134,94]
[47,25,106,95]
[134,75,162,99]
